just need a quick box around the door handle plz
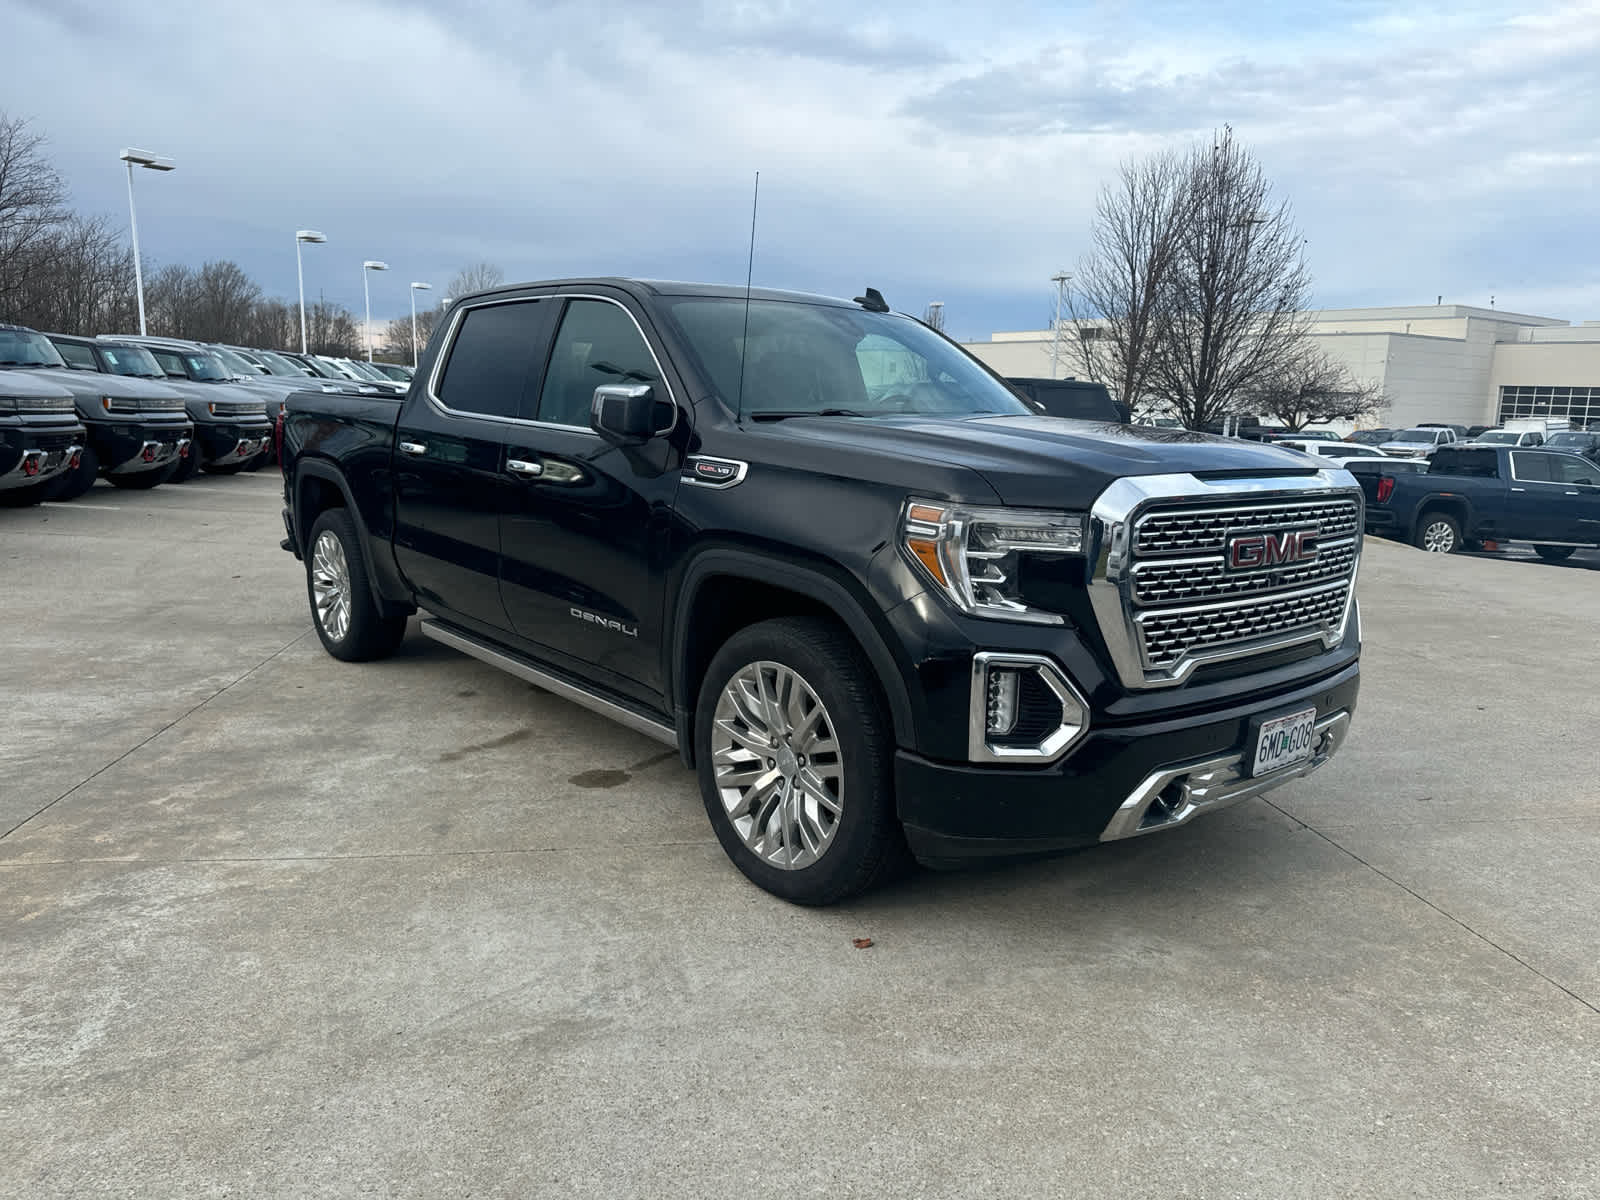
[1566,491,1581,496]
[506,458,544,477]
[1510,486,1526,492]
[398,441,427,455]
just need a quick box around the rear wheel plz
[694,616,906,906]
[305,508,408,661]
[1414,513,1461,554]
[106,461,180,489]
[1534,545,1576,563]
[46,445,99,501]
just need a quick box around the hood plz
[0,369,74,401]
[760,415,1325,509]
[12,367,184,404]
[159,378,270,415]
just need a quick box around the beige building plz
[962,304,1600,430]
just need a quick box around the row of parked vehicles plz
[0,322,414,506]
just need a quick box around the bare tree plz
[446,261,505,300]
[384,306,442,361]
[7,214,136,334]
[245,299,298,350]
[0,112,70,318]
[143,263,199,337]
[188,260,262,343]
[1245,343,1386,431]
[1067,149,1187,412]
[306,300,362,357]
[1148,127,1311,430]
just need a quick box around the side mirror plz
[591,383,672,446]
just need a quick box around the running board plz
[419,617,677,747]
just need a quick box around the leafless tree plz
[446,261,505,300]
[384,306,442,361]
[144,263,199,337]
[1148,127,1311,429]
[305,300,362,357]
[0,112,69,318]
[189,260,262,343]
[1244,343,1387,431]
[1066,149,1187,412]
[244,299,298,350]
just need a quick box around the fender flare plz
[671,548,916,752]
[292,457,412,616]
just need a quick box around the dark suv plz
[0,364,84,507]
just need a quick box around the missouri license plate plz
[1251,707,1317,776]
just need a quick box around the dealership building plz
[962,303,1600,430]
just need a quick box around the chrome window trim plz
[1087,470,1364,690]
[423,292,680,438]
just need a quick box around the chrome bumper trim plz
[1100,710,1350,842]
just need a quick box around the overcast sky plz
[10,0,1599,339]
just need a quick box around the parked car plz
[1417,422,1471,439]
[1274,439,1393,469]
[1379,427,1458,459]
[1289,430,1344,442]
[1462,428,1545,448]
[1364,444,1600,559]
[3,327,193,497]
[0,366,84,507]
[1004,377,1125,422]
[279,277,1363,905]
[93,337,271,479]
[1345,429,1393,446]
[369,362,414,383]
[1544,430,1600,462]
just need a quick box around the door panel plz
[1505,452,1571,541]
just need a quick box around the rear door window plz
[435,300,553,420]
[1510,452,1555,483]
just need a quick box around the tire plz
[46,444,99,501]
[305,508,408,662]
[106,461,180,489]
[1534,545,1576,563]
[245,449,271,471]
[168,451,199,483]
[694,616,907,906]
[203,461,247,476]
[0,481,55,507]
[1414,512,1461,554]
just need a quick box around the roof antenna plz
[735,171,760,424]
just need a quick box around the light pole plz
[362,261,388,361]
[408,282,432,368]
[294,230,326,354]
[119,148,175,336]
[1050,271,1072,378]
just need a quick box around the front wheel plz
[695,617,906,906]
[1414,513,1461,553]
[1534,545,1577,563]
[305,508,408,662]
[106,461,180,489]
[203,461,247,476]
[0,481,54,507]
[46,444,99,501]
[168,451,200,483]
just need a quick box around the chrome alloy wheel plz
[711,660,844,870]
[310,530,352,641]
[1421,519,1457,552]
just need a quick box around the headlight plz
[102,395,141,415]
[902,499,1085,625]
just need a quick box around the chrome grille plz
[1131,539,1357,606]
[1135,497,1360,556]
[1137,580,1353,672]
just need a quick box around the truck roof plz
[459,277,868,310]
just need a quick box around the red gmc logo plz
[1227,528,1318,570]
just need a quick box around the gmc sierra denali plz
[280,278,1364,904]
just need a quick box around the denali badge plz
[1227,528,1318,570]
[570,607,639,638]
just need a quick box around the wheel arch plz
[293,457,413,617]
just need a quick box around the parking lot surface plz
[3,474,1597,1198]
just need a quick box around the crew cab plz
[93,338,271,480]
[280,278,1365,905]
[0,367,84,507]
[1364,443,1600,559]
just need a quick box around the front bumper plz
[1,426,85,491]
[193,421,271,466]
[896,659,1359,865]
[85,418,194,474]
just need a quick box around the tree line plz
[1,113,501,361]
[1066,127,1383,431]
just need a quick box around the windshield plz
[0,327,66,367]
[1545,433,1594,448]
[256,351,309,377]
[100,344,166,378]
[1475,431,1520,444]
[1393,429,1439,444]
[347,360,389,382]
[662,298,1032,419]
[150,348,230,381]
[208,346,259,377]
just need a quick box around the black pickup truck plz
[1364,443,1600,560]
[280,278,1365,904]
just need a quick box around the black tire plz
[106,461,180,489]
[0,481,55,507]
[245,449,271,471]
[1413,512,1461,553]
[168,451,200,483]
[694,616,907,906]
[1534,545,1576,563]
[46,444,99,501]
[304,508,408,662]
[202,461,247,476]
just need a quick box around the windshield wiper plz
[749,408,870,421]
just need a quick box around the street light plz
[294,231,326,354]
[408,282,433,369]
[1050,271,1072,379]
[362,261,389,361]
[120,148,176,336]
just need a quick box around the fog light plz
[986,668,1020,735]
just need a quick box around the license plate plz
[1251,707,1317,776]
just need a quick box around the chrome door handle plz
[1566,491,1581,496]
[398,441,427,455]
[506,458,544,477]
[1510,486,1526,492]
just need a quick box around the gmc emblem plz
[1227,528,1318,570]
